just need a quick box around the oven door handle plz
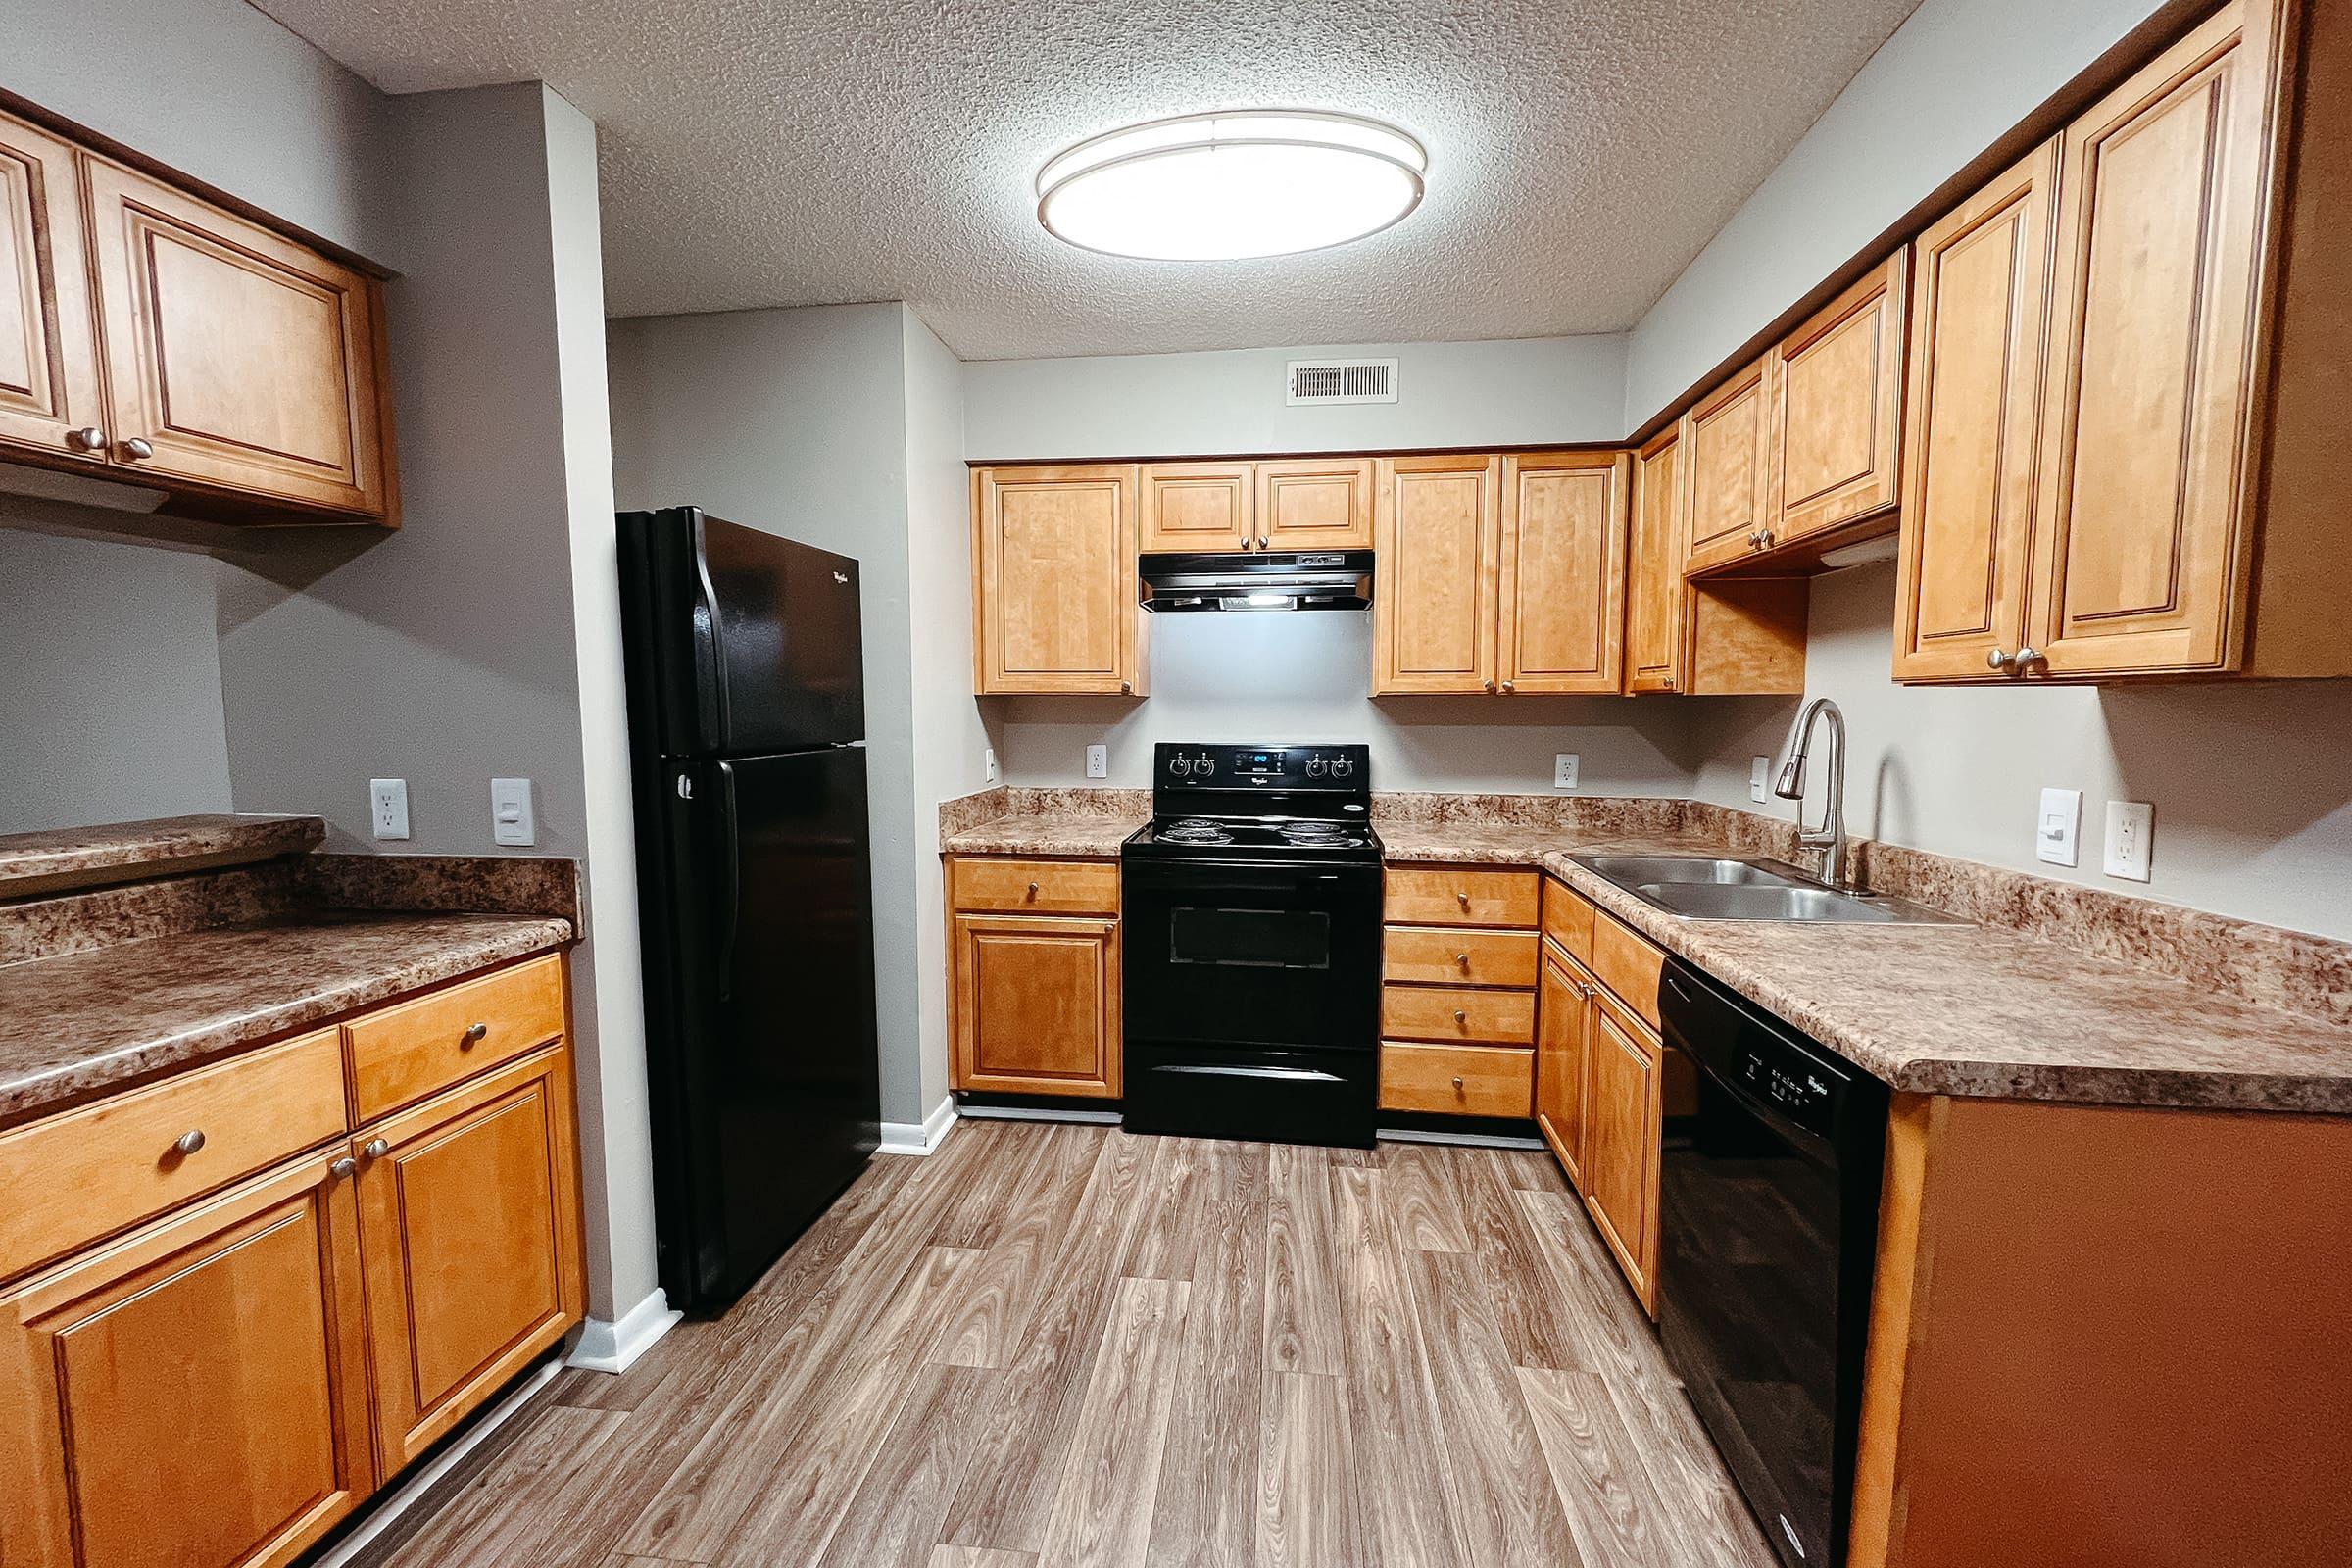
[1151,1062,1349,1084]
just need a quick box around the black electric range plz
[1119,743,1382,1148]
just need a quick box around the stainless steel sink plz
[1575,855,1808,888]
[1567,853,1966,926]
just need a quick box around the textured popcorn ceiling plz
[252,0,1925,359]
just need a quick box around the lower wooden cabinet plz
[1582,987,1663,1315]
[354,1045,585,1470]
[1377,1041,1533,1118]
[1535,941,1594,1189]
[0,1151,376,1568]
[951,911,1122,1098]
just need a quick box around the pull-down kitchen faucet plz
[1773,698,1849,889]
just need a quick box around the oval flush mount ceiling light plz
[1037,110,1427,261]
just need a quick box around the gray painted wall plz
[963,336,1627,460]
[0,529,233,831]
[606,304,935,1125]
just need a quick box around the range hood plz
[1138,550,1374,612]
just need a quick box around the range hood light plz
[1239,593,1294,609]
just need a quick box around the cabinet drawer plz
[1384,926,1539,989]
[1379,1042,1534,1118]
[346,954,566,1123]
[1381,983,1536,1046]
[950,857,1121,915]
[0,1028,347,1282]
[1384,867,1541,928]
[1592,912,1666,1030]
[1541,878,1594,964]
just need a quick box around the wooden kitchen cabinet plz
[1141,462,1252,552]
[0,1151,376,1568]
[1765,251,1908,547]
[1582,985,1662,1314]
[1626,423,1809,695]
[354,1044,584,1471]
[951,910,1122,1098]
[1679,358,1775,574]
[1256,456,1374,548]
[1535,942,1594,1189]
[971,464,1148,695]
[1495,450,1627,694]
[1625,426,1689,693]
[0,111,104,464]
[1372,453,1502,694]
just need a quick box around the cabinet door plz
[1583,988,1661,1314]
[1625,425,1688,693]
[1681,358,1775,573]
[0,113,104,463]
[1142,462,1252,553]
[1495,451,1628,694]
[81,157,390,516]
[1256,456,1374,549]
[1535,946,1594,1190]
[1894,141,2059,681]
[952,912,1121,1098]
[1768,251,1909,544]
[354,1046,585,1471]
[0,1153,374,1568]
[2030,0,2276,677]
[972,465,1144,694]
[1372,453,1501,694]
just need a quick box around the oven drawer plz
[1378,1042,1534,1117]
[1384,867,1541,928]
[1383,926,1539,989]
[1380,983,1536,1046]
[951,857,1120,915]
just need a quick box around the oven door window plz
[1169,905,1330,970]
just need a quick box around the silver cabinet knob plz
[172,1129,207,1156]
[1119,679,1134,696]
[1027,881,1041,896]
[1482,679,1498,694]
[463,1021,489,1047]
[120,436,155,461]
[1453,1009,1467,1024]
[1455,891,1471,908]
[1986,647,2014,670]
[1452,1075,1465,1091]
[2015,646,2044,668]
[330,1156,358,1179]
[1455,952,1470,966]
[66,425,106,453]
[1256,533,1269,549]
[363,1138,390,1159]
[1499,680,1515,693]
[1758,528,1775,548]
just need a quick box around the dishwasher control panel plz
[1740,1051,1836,1116]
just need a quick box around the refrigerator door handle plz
[716,760,743,1001]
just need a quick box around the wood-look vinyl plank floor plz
[368,1120,1776,1568]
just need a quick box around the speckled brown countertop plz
[941,813,1148,858]
[0,814,323,899]
[0,911,573,1128]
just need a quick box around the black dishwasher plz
[1656,958,1888,1568]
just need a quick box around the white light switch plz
[369,778,410,841]
[1749,756,1772,804]
[1553,753,1580,791]
[2104,800,2153,881]
[491,777,536,846]
[2036,787,2082,867]
[1085,744,1107,780]
[984,747,999,784]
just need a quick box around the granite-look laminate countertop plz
[941,813,1148,858]
[0,911,573,1128]
[1374,821,1600,865]
[0,814,324,899]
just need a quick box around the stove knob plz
[1194,754,1216,777]
[1306,758,1328,778]
[1330,756,1355,779]
[1169,756,1192,777]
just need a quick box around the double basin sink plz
[1569,854,1963,925]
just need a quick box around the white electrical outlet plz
[1749,756,1772,804]
[369,778,411,841]
[1085,744,1107,780]
[984,747,999,784]
[1552,754,1580,791]
[2104,801,2154,881]
[491,777,536,847]
[2036,787,2082,867]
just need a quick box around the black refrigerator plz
[616,507,881,1315]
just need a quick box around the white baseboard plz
[1378,1126,1546,1151]
[309,1358,562,1568]
[876,1096,959,1155]
[955,1102,1122,1125]
[566,1287,681,1375]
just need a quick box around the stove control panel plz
[1154,744,1371,794]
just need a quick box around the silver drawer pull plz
[1453,1009,1467,1024]
[1455,891,1471,908]
[330,1156,358,1179]
[463,1021,489,1047]
[1455,952,1470,965]
[363,1138,390,1159]
[1452,1075,1465,1090]
[172,1129,207,1156]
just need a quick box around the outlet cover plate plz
[1749,756,1772,804]
[1553,754,1580,791]
[2104,800,2153,881]
[2037,787,2082,867]
[1085,744,1107,780]
[369,778,411,842]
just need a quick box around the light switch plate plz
[2037,787,2082,867]
[1749,756,1772,804]
[1553,753,1580,791]
[1085,744,1107,780]
[984,747,999,784]
[2104,800,2153,881]
[491,777,536,847]
[369,778,410,841]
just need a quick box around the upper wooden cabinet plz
[1372,453,1502,694]
[1495,451,1627,694]
[1765,251,1908,546]
[971,464,1148,695]
[0,107,395,524]
[1679,358,1775,574]
[1626,422,1809,696]
[1256,456,1373,549]
[1141,462,1252,552]
[1894,140,2058,681]
[0,114,104,463]
[1625,427,1687,693]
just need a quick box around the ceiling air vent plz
[1286,358,1398,406]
